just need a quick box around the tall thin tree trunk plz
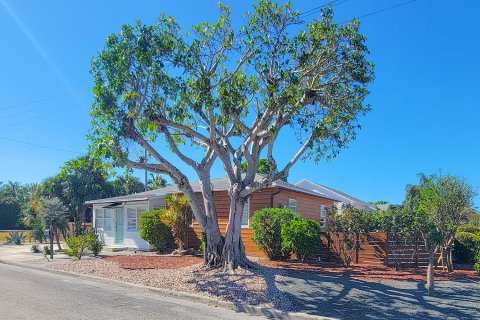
[55,230,62,251]
[427,248,435,296]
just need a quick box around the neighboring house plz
[85,176,336,253]
[296,179,375,213]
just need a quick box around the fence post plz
[385,233,389,267]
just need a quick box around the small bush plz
[251,208,296,260]
[65,233,95,260]
[87,232,103,256]
[31,245,40,253]
[6,231,26,245]
[475,252,480,275]
[138,210,173,252]
[281,216,321,261]
[43,245,51,256]
[31,220,46,243]
[454,232,480,264]
[457,224,480,235]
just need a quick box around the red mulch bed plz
[258,259,480,282]
[102,255,202,270]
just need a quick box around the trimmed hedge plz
[281,216,321,261]
[454,232,480,264]
[251,208,295,260]
[138,210,173,252]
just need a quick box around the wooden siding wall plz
[321,232,438,266]
[188,188,335,256]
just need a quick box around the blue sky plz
[0,0,478,207]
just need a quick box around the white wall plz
[93,201,152,251]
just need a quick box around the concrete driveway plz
[275,271,480,319]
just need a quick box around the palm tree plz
[147,174,167,190]
[40,197,69,250]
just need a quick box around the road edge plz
[0,258,336,320]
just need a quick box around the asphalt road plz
[0,263,264,320]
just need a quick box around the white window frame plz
[320,205,327,226]
[241,197,250,228]
[95,208,112,231]
[288,199,297,213]
[126,206,147,231]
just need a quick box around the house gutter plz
[270,188,282,207]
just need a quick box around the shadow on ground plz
[186,263,479,319]
[275,270,480,319]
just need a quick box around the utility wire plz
[0,135,81,154]
[0,106,72,130]
[0,94,65,111]
[340,0,418,24]
[299,0,350,19]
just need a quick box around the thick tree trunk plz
[204,216,224,267]
[222,190,252,272]
[427,249,435,297]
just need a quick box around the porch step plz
[103,246,128,252]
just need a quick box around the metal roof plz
[85,175,337,205]
[295,179,375,212]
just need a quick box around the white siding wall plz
[149,197,166,210]
[93,201,153,251]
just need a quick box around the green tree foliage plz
[147,174,167,190]
[251,208,295,260]
[241,159,271,176]
[138,210,172,251]
[281,216,321,261]
[0,199,22,230]
[329,205,371,267]
[111,174,145,196]
[405,172,476,296]
[88,1,374,269]
[164,194,193,250]
[454,232,480,264]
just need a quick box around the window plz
[288,199,297,213]
[95,209,112,231]
[127,207,146,231]
[127,208,138,231]
[320,205,327,226]
[241,198,250,228]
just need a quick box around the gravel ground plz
[49,258,292,310]
[276,270,480,319]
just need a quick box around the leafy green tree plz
[111,174,145,196]
[406,173,476,296]
[329,205,371,267]
[42,156,113,222]
[89,1,374,270]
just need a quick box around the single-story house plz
[85,177,369,254]
[296,179,376,213]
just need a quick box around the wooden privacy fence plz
[320,232,434,267]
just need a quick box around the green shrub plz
[65,233,95,260]
[6,231,26,245]
[31,219,46,243]
[43,245,51,256]
[475,252,480,275]
[138,210,173,252]
[87,232,103,256]
[30,245,40,253]
[457,224,480,235]
[281,216,321,261]
[454,232,480,264]
[251,208,296,260]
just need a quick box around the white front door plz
[114,209,124,244]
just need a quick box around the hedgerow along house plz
[85,177,370,255]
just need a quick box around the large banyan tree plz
[89,1,374,271]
